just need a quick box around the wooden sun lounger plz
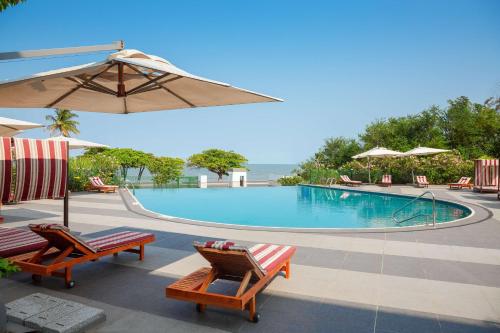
[166,241,296,323]
[378,174,392,187]
[88,176,118,193]
[8,224,155,288]
[448,177,472,189]
[416,175,429,188]
[340,175,362,187]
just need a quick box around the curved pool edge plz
[119,186,492,234]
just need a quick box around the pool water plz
[133,186,471,229]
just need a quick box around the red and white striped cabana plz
[0,137,69,225]
[474,159,499,193]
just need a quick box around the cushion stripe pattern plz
[0,227,48,257]
[249,243,295,272]
[417,176,428,184]
[13,138,68,201]
[0,137,13,203]
[87,231,153,251]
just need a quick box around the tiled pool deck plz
[1,185,499,332]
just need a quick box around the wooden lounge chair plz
[378,174,392,187]
[448,177,472,190]
[7,224,155,288]
[416,175,429,188]
[166,240,296,323]
[88,177,118,193]
[340,175,362,187]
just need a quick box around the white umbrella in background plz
[353,147,404,183]
[0,116,43,136]
[47,136,109,150]
[403,146,450,183]
[0,49,282,113]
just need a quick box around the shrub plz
[277,175,303,186]
[69,154,120,191]
[0,258,19,278]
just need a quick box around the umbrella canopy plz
[353,147,404,183]
[0,116,43,136]
[403,146,450,184]
[0,49,282,113]
[48,135,109,150]
[353,147,404,159]
[403,146,450,156]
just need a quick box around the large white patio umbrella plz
[47,135,109,150]
[403,146,450,183]
[0,49,282,113]
[0,116,43,136]
[353,147,404,183]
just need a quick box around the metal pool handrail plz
[392,191,436,227]
[124,179,136,195]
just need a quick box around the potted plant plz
[0,258,19,333]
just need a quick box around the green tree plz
[0,0,25,12]
[83,147,110,156]
[147,157,184,186]
[103,148,153,182]
[187,149,247,181]
[45,109,80,137]
[440,96,500,158]
[360,107,446,151]
[314,137,362,169]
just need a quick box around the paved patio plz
[1,185,499,332]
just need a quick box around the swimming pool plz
[132,185,471,230]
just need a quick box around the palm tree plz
[45,109,80,137]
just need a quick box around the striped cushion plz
[249,243,295,272]
[416,176,428,184]
[87,231,154,251]
[89,177,104,187]
[0,227,48,257]
[340,175,350,182]
[195,240,295,275]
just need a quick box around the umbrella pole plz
[368,157,371,184]
[64,143,69,227]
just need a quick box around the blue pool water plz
[133,186,471,229]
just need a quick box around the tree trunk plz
[217,173,223,181]
[138,166,144,182]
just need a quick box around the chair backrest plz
[340,175,350,182]
[416,175,428,183]
[458,177,471,184]
[29,224,97,254]
[194,241,266,279]
[89,177,104,187]
[0,227,48,258]
[382,174,391,183]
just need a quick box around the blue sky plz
[1,0,499,163]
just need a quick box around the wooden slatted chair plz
[166,241,296,323]
[88,177,118,193]
[448,177,472,190]
[379,174,392,187]
[416,175,429,188]
[10,224,155,288]
[340,175,362,187]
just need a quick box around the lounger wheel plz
[32,274,42,284]
[251,312,260,323]
[66,280,75,289]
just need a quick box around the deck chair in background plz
[166,241,296,323]
[340,175,362,187]
[10,224,155,288]
[448,177,472,190]
[416,175,429,188]
[88,177,118,193]
[379,174,392,187]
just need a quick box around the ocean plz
[128,164,298,182]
